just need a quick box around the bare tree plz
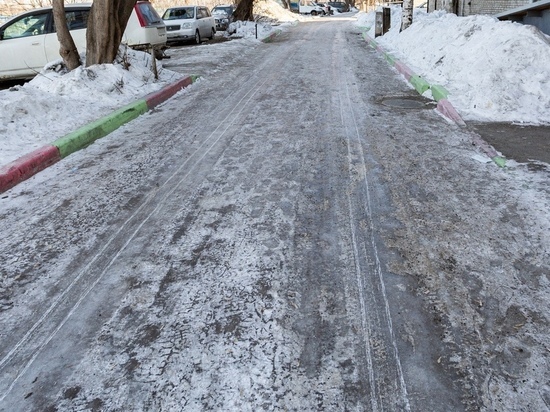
[86,0,137,66]
[233,0,255,21]
[52,0,81,70]
[401,0,413,31]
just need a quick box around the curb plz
[362,32,506,168]
[0,74,199,194]
[261,29,283,43]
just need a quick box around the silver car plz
[211,5,235,31]
[162,6,216,45]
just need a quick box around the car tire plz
[311,10,318,16]
[210,28,215,39]
[194,30,201,44]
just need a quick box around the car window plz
[58,9,89,31]
[1,12,49,40]
[136,2,162,25]
[214,7,233,15]
[163,7,194,20]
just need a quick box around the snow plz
[0,6,547,168]
[1,5,548,166]
[356,7,550,124]
[0,3,549,410]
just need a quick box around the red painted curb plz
[437,99,466,127]
[470,132,500,159]
[394,61,414,81]
[0,145,61,194]
[145,76,194,109]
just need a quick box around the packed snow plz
[1,3,549,167]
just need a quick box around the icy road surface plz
[1,17,549,411]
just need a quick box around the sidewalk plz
[470,122,550,168]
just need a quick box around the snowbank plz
[356,7,550,124]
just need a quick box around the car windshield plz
[162,7,195,20]
[212,7,232,15]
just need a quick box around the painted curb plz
[437,99,466,127]
[145,75,197,109]
[384,53,395,65]
[0,145,61,194]
[0,75,199,194]
[395,60,413,81]
[431,84,449,102]
[362,31,506,167]
[410,75,430,95]
[53,100,149,158]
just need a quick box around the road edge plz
[361,32,506,168]
[0,75,199,195]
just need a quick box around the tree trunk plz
[86,0,137,66]
[233,0,255,22]
[400,0,413,31]
[52,0,81,71]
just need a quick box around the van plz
[0,1,166,81]
[162,6,216,45]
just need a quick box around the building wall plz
[427,0,532,16]
[460,0,531,16]
[523,8,550,34]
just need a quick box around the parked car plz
[313,2,330,15]
[211,5,235,31]
[327,1,350,12]
[0,1,166,81]
[162,6,216,45]
[299,1,325,15]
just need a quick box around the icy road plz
[0,17,549,411]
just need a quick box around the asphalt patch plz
[469,122,550,167]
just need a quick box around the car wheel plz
[210,28,215,39]
[311,10,318,16]
[194,30,201,44]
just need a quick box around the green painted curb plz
[53,99,148,158]
[492,156,506,168]
[385,53,395,65]
[410,75,430,95]
[431,84,449,102]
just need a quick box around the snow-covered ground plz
[1,3,549,167]
[0,4,549,410]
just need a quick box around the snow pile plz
[228,20,287,39]
[0,49,182,165]
[253,0,303,23]
[227,0,300,38]
[356,8,550,124]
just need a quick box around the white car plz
[299,1,325,15]
[0,1,166,81]
[162,6,216,45]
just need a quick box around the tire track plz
[0,45,296,405]
[333,26,411,411]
